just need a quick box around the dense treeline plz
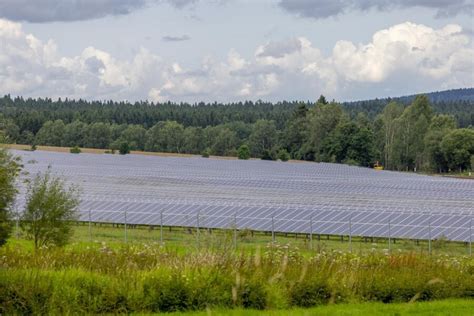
[342,88,474,127]
[0,93,473,172]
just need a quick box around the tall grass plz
[0,242,472,314]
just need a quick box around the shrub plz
[237,145,251,160]
[261,149,275,161]
[143,272,191,312]
[119,142,130,155]
[239,279,267,310]
[277,149,290,162]
[69,146,81,154]
[21,171,80,248]
[288,278,331,307]
[201,148,211,158]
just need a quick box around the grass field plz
[172,299,474,315]
[10,222,467,256]
[3,223,473,314]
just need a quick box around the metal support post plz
[233,213,237,249]
[160,210,164,245]
[196,211,200,248]
[388,217,391,253]
[88,209,92,242]
[469,217,472,257]
[271,214,275,243]
[310,215,313,250]
[349,212,352,253]
[124,210,128,243]
[428,215,432,255]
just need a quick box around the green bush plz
[261,149,275,161]
[289,278,331,307]
[239,279,268,310]
[277,149,290,162]
[0,245,472,314]
[201,148,211,158]
[70,146,81,154]
[237,145,251,160]
[119,142,130,155]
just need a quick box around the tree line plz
[0,94,473,172]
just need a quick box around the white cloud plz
[332,22,473,84]
[278,0,473,20]
[0,19,472,102]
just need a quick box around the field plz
[2,225,474,314]
[9,223,470,256]
[4,146,473,314]
[13,149,474,244]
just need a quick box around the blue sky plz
[0,0,473,102]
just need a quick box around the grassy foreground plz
[1,228,473,314]
[173,299,474,315]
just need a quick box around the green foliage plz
[69,146,81,154]
[441,129,474,171]
[237,145,251,160]
[249,120,278,158]
[118,142,130,155]
[1,93,472,174]
[277,149,290,162]
[21,171,80,248]
[260,149,275,161]
[0,245,472,314]
[0,146,21,246]
[201,148,211,158]
[289,278,331,307]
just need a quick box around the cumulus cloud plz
[0,18,472,102]
[279,0,473,19]
[162,34,191,42]
[0,0,152,23]
[0,0,204,23]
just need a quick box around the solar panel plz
[13,150,474,242]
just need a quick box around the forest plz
[0,89,473,173]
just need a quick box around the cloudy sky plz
[0,0,473,103]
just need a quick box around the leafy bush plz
[69,146,81,154]
[0,244,472,314]
[237,145,251,160]
[239,279,268,310]
[201,148,211,158]
[118,142,130,155]
[261,149,275,161]
[288,278,331,307]
[277,149,290,162]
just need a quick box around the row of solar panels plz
[76,208,472,242]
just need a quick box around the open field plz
[9,223,472,256]
[2,231,473,314]
[171,299,474,316]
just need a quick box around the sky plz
[0,0,473,103]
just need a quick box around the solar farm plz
[14,150,474,243]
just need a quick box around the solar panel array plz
[13,150,474,242]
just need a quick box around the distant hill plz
[342,88,474,127]
[393,88,474,103]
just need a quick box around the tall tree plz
[0,145,21,246]
[304,102,346,161]
[393,95,433,170]
[249,120,278,158]
[35,120,66,147]
[378,102,403,169]
[440,129,474,172]
[283,104,309,159]
[21,170,80,249]
[423,115,457,172]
